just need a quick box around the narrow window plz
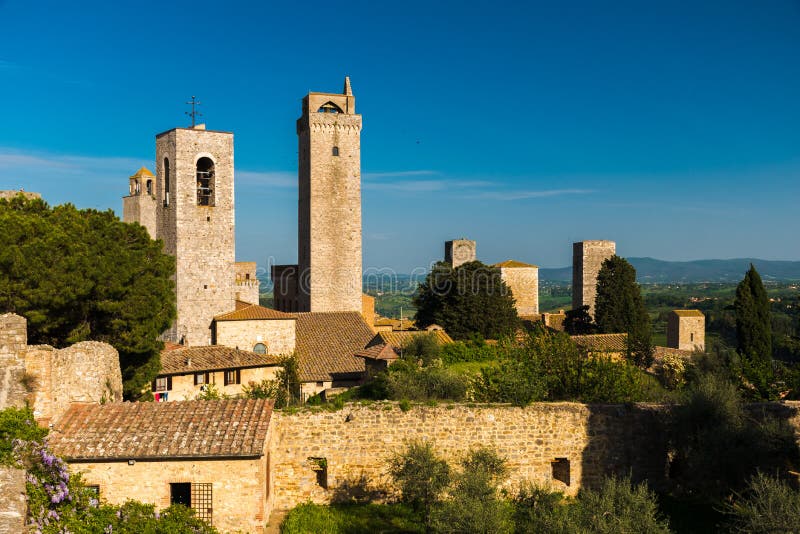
[154,377,168,392]
[196,157,215,206]
[132,180,140,195]
[194,373,208,386]
[146,179,153,195]
[690,332,694,342]
[163,158,171,207]
[253,343,267,354]
[308,457,328,489]
[317,102,343,114]
[551,458,570,486]
[245,273,250,280]
[332,146,339,156]
[224,369,240,386]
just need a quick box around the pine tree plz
[734,264,773,395]
[414,261,519,340]
[594,255,653,367]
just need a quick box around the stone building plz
[572,240,616,319]
[667,309,705,351]
[0,190,41,201]
[122,167,158,238]
[152,345,281,401]
[273,77,363,314]
[49,399,275,534]
[213,301,297,355]
[495,260,539,316]
[234,262,261,305]
[0,313,122,426]
[444,238,476,268]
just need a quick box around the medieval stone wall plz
[214,319,296,355]
[122,193,158,239]
[667,312,705,352]
[500,266,539,316]
[235,262,261,305]
[0,466,26,534]
[0,314,28,411]
[572,240,615,318]
[0,190,41,201]
[269,402,668,510]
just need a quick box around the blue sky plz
[1,0,798,272]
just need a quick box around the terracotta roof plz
[369,329,454,348]
[50,399,273,461]
[494,259,539,268]
[215,302,295,321]
[293,312,376,382]
[354,343,399,361]
[571,333,628,352]
[130,167,154,178]
[373,317,416,330]
[671,309,704,318]
[159,346,280,375]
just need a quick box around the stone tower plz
[667,310,705,351]
[494,260,539,316]
[154,125,236,345]
[122,167,158,238]
[296,77,363,312]
[572,240,616,318]
[445,239,477,268]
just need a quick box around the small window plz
[194,373,208,386]
[86,485,100,497]
[690,332,694,342]
[551,458,570,486]
[170,482,213,525]
[317,101,343,114]
[154,377,168,392]
[308,457,328,489]
[196,157,215,206]
[253,343,267,354]
[332,146,339,156]
[163,158,171,207]
[316,381,324,387]
[224,369,241,386]
[146,179,153,195]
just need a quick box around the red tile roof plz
[494,259,539,268]
[49,399,273,461]
[368,330,454,348]
[571,333,628,352]
[159,346,280,375]
[215,302,295,321]
[355,343,399,361]
[293,312,375,382]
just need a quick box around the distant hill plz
[540,258,800,283]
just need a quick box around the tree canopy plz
[413,261,519,340]
[734,264,773,396]
[594,255,653,367]
[0,196,176,399]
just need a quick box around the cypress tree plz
[594,255,653,367]
[734,265,773,396]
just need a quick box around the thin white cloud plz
[363,170,439,179]
[466,188,594,201]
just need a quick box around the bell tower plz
[296,77,363,312]
[154,124,236,345]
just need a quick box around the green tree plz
[242,354,301,408]
[726,472,800,533]
[594,256,653,367]
[564,305,598,335]
[735,265,773,395]
[389,440,451,532]
[572,475,671,534]
[413,261,519,340]
[0,196,176,399]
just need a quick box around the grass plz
[446,360,496,376]
[280,502,423,534]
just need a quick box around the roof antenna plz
[185,96,202,127]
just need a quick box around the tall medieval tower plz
[572,240,616,319]
[154,125,236,345]
[296,77,363,312]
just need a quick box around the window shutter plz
[205,372,210,384]
[151,379,157,391]
[224,370,229,386]
[236,369,241,384]
[167,376,172,390]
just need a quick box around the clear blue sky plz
[1,0,798,272]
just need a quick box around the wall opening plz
[318,101,343,114]
[170,482,213,526]
[690,332,694,342]
[308,457,328,489]
[332,146,339,156]
[163,158,171,207]
[196,157,215,206]
[253,343,267,354]
[551,457,570,486]
[146,179,153,196]
[170,482,191,507]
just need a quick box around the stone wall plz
[572,240,615,318]
[0,190,41,201]
[445,239,477,268]
[163,366,281,401]
[214,319,296,355]
[122,193,158,239]
[73,454,270,534]
[235,262,261,305]
[269,402,668,510]
[24,342,123,426]
[667,312,705,352]
[500,266,539,316]
[0,466,26,534]
[0,314,28,411]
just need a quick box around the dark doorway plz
[170,482,191,507]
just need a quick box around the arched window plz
[146,179,153,196]
[131,179,140,195]
[332,146,339,156]
[163,158,171,207]
[253,343,267,354]
[196,157,215,206]
[317,101,343,114]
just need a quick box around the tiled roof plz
[369,329,454,348]
[159,346,280,375]
[131,167,154,178]
[494,259,539,268]
[653,346,694,358]
[571,333,628,352]
[215,302,295,321]
[293,312,376,382]
[373,317,416,330]
[50,399,273,461]
[355,343,399,361]
[671,309,704,318]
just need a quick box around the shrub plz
[440,341,499,364]
[401,333,442,366]
[388,440,450,530]
[572,475,671,534]
[512,484,576,534]
[726,472,800,533]
[660,353,687,390]
[0,406,47,466]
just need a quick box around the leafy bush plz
[401,333,442,366]
[388,440,450,530]
[659,353,687,390]
[0,406,47,466]
[242,354,301,408]
[280,502,423,534]
[512,483,575,533]
[440,341,499,364]
[726,472,800,533]
[572,475,671,534]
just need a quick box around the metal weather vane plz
[185,96,202,127]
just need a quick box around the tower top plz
[301,77,357,116]
[343,76,353,96]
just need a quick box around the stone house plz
[667,309,705,351]
[570,333,628,360]
[213,301,296,355]
[49,399,275,533]
[153,345,281,401]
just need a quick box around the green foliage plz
[726,472,800,533]
[431,447,513,534]
[414,261,520,340]
[668,374,800,502]
[659,352,687,390]
[401,333,442,366]
[242,353,301,408]
[511,484,575,533]
[361,358,469,403]
[735,265,774,397]
[194,383,227,400]
[389,440,451,530]
[0,197,176,399]
[594,256,653,367]
[564,305,598,335]
[440,340,499,364]
[280,502,424,534]
[0,406,48,466]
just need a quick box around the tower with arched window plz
[295,76,363,312]
[154,124,237,345]
[122,167,158,238]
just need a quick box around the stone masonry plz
[0,314,28,411]
[445,239,477,268]
[297,78,363,313]
[122,167,158,238]
[235,262,261,305]
[496,260,539,316]
[0,466,26,534]
[155,126,237,345]
[572,240,616,318]
[667,310,705,351]
[0,190,41,201]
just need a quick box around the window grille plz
[191,483,213,525]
